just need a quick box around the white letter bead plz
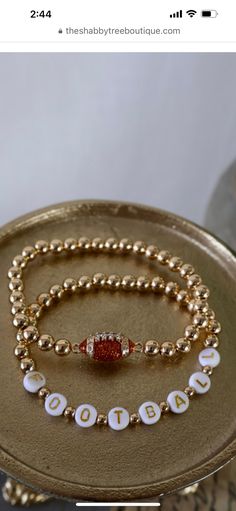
[138,401,161,425]
[108,407,129,430]
[23,371,46,393]
[45,393,67,417]
[167,390,189,414]
[75,404,97,428]
[199,348,220,368]
[189,371,211,394]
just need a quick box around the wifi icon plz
[186,9,197,17]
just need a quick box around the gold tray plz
[0,199,235,502]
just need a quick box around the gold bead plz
[187,300,196,313]
[23,326,39,343]
[9,278,23,291]
[8,266,22,279]
[151,276,165,293]
[179,264,195,278]
[169,256,183,271]
[207,319,221,334]
[54,339,71,356]
[187,274,202,289]
[204,334,219,348]
[38,386,51,399]
[176,290,189,306]
[49,239,64,253]
[106,274,121,289]
[104,237,118,251]
[35,240,49,253]
[16,330,24,343]
[11,301,26,315]
[184,386,196,398]
[193,285,210,300]
[63,278,77,292]
[145,245,159,259]
[176,338,191,353]
[121,274,136,290]
[50,284,64,299]
[191,299,209,314]
[193,314,208,329]
[91,237,104,251]
[27,303,41,318]
[160,401,170,414]
[96,413,108,425]
[161,341,176,357]
[38,334,54,351]
[9,290,25,304]
[130,412,141,425]
[202,365,213,375]
[13,313,29,329]
[64,238,77,251]
[92,273,107,287]
[22,246,37,260]
[78,275,92,291]
[165,281,180,297]
[78,237,91,250]
[20,357,35,373]
[14,343,29,359]
[27,315,37,327]
[144,340,160,356]
[119,238,133,253]
[157,250,171,265]
[37,293,52,308]
[133,240,146,254]
[204,308,215,320]
[64,406,76,419]
[184,325,199,341]
[12,254,27,268]
[72,343,81,354]
[136,275,150,291]
[133,342,143,353]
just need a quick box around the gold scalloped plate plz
[0,200,235,502]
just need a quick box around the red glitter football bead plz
[79,332,135,361]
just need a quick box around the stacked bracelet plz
[8,237,221,431]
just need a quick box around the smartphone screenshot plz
[0,1,236,511]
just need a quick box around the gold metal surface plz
[0,199,236,502]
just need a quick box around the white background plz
[0,52,236,227]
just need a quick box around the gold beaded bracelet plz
[9,237,221,430]
[12,274,219,361]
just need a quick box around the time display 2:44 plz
[30,10,52,18]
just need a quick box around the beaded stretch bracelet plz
[8,237,221,430]
[12,274,219,361]
[19,344,220,430]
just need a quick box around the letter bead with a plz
[167,390,189,414]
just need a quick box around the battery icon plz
[201,10,218,17]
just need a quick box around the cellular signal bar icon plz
[170,10,182,18]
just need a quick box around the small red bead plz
[79,339,87,353]
[129,340,136,352]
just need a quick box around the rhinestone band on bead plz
[8,237,222,430]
